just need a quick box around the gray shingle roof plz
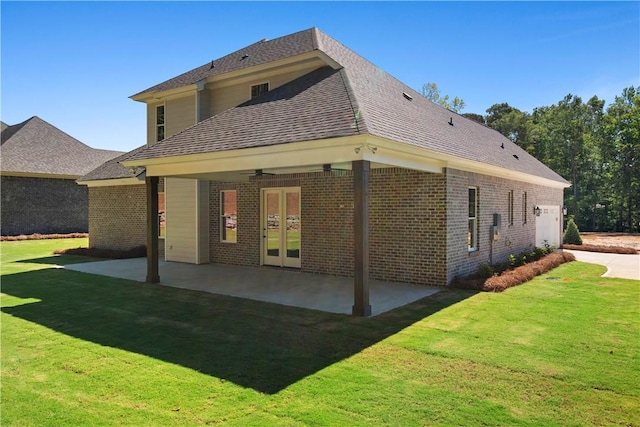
[78,146,146,182]
[132,28,318,98]
[128,66,364,160]
[1,116,123,177]
[127,28,569,185]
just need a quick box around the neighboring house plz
[1,116,122,235]
[79,28,569,315]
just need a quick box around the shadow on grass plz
[15,254,107,266]
[2,266,474,394]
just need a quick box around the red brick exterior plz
[445,168,564,283]
[88,185,147,251]
[88,168,563,286]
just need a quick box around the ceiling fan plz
[239,169,276,177]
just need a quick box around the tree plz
[563,218,583,245]
[462,113,485,125]
[421,82,466,112]
[485,103,530,148]
[602,86,640,231]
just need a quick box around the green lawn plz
[2,239,639,426]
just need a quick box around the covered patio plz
[65,258,440,316]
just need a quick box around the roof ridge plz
[337,68,367,135]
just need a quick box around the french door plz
[262,187,301,268]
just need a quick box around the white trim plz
[77,177,145,187]
[1,171,80,179]
[122,133,570,189]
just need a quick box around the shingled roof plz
[1,116,123,177]
[127,28,568,185]
[78,146,146,182]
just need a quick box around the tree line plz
[423,83,640,232]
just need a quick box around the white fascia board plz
[0,171,80,179]
[366,136,570,189]
[77,177,145,187]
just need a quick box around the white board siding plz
[166,95,196,138]
[165,177,209,264]
[208,64,322,116]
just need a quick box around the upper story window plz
[156,105,165,142]
[251,82,269,99]
[468,187,478,252]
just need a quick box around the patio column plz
[352,160,371,317]
[146,176,160,283]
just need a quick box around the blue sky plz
[2,1,638,152]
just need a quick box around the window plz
[221,190,237,243]
[522,191,527,224]
[508,190,514,225]
[158,179,165,238]
[250,82,269,99]
[156,105,165,142]
[468,187,478,251]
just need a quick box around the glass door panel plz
[262,187,301,268]
[265,191,280,259]
[284,191,300,267]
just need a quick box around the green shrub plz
[563,218,583,245]
[477,263,495,279]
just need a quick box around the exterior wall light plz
[534,206,541,217]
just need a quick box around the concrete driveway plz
[564,250,640,280]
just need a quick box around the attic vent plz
[513,154,519,160]
[241,54,249,60]
[402,92,413,101]
[448,117,454,126]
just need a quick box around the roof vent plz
[500,143,504,149]
[448,117,454,126]
[513,154,519,160]
[209,61,215,69]
[402,92,413,101]
[241,54,249,60]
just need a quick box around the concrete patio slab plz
[65,259,441,316]
[564,250,640,280]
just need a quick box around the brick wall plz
[208,168,448,286]
[1,175,88,235]
[445,168,564,283]
[88,185,148,252]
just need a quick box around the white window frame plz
[250,82,269,99]
[156,104,165,142]
[522,191,527,224]
[468,187,478,252]
[220,190,237,243]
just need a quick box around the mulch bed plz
[562,244,637,254]
[1,233,88,241]
[453,252,576,292]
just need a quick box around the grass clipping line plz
[454,252,576,293]
[562,243,637,254]
[1,233,88,241]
